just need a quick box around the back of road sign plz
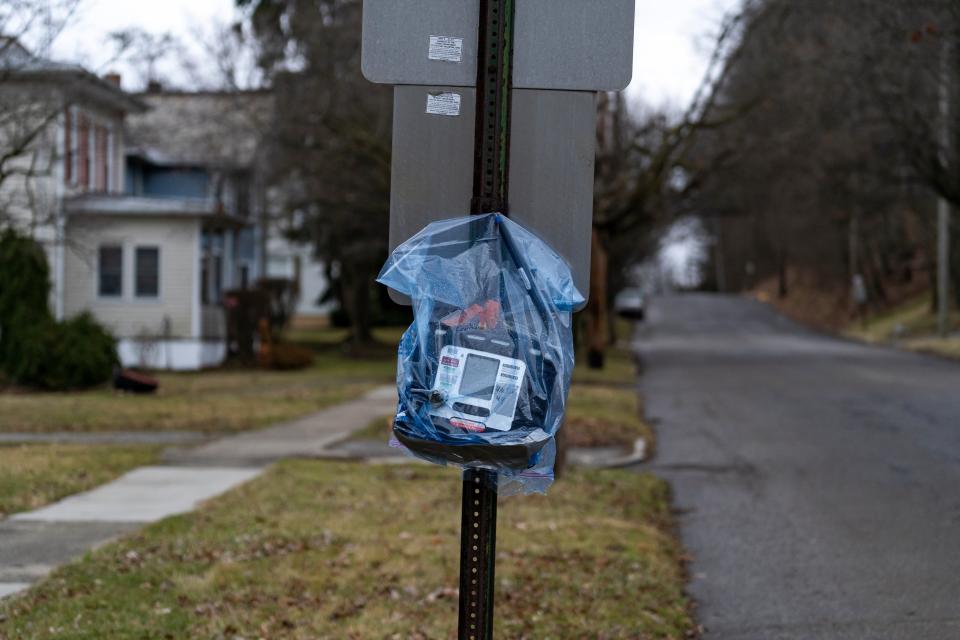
[362,0,636,91]
[388,86,596,306]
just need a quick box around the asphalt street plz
[636,294,960,640]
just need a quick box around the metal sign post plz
[459,1,514,637]
[362,1,635,636]
[459,468,499,639]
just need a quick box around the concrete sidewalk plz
[0,386,397,601]
[163,385,397,466]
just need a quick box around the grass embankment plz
[0,444,159,518]
[567,344,649,451]
[0,460,694,639]
[846,294,960,359]
[0,328,399,435]
[565,384,649,450]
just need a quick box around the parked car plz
[614,288,646,320]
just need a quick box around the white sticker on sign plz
[428,36,464,63]
[426,93,461,117]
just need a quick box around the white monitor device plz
[429,345,527,432]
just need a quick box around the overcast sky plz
[49,0,739,108]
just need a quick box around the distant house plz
[266,220,334,321]
[0,40,329,370]
[124,89,332,330]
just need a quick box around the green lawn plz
[0,347,396,435]
[0,444,159,518]
[0,460,694,639]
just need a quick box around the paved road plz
[636,294,960,640]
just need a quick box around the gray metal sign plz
[362,0,635,91]
[389,85,596,303]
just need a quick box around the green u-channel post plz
[459,0,514,638]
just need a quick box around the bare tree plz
[105,28,178,90]
[179,19,266,91]
[584,3,766,366]
[239,0,393,347]
[0,0,82,233]
[687,0,959,315]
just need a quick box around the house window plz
[72,108,80,185]
[64,107,72,184]
[135,246,160,298]
[98,245,123,297]
[213,254,223,301]
[201,255,210,304]
[97,126,108,192]
[239,264,250,290]
[86,124,95,190]
[106,129,115,193]
[77,115,89,188]
[200,254,224,304]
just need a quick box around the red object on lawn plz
[113,368,159,394]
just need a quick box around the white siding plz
[0,101,124,234]
[117,338,225,371]
[0,123,61,236]
[266,236,332,317]
[63,215,200,340]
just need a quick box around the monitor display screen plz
[459,354,500,400]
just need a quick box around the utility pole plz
[937,36,952,337]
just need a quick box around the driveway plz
[636,294,960,639]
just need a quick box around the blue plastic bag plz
[377,214,584,495]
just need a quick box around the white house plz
[1,40,332,369]
[107,89,271,369]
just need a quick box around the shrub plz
[42,313,118,390]
[0,230,52,373]
[0,231,117,390]
[0,230,49,320]
[3,312,117,392]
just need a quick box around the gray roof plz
[65,194,247,228]
[125,91,274,169]
[0,36,147,113]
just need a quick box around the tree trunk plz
[586,228,609,369]
[341,267,374,346]
[553,419,568,479]
[777,244,789,299]
[951,222,960,312]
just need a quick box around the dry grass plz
[0,444,159,518]
[0,351,395,435]
[0,461,694,639]
[566,385,650,450]
[903,336,960,359]
[845,294,960,359]
[342,339,648,452]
